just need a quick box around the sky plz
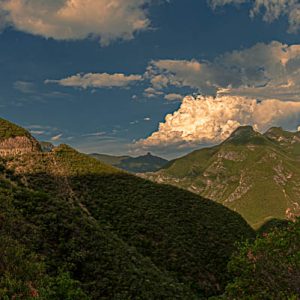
[1,0,300,159]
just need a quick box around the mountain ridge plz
[0,117,255,298]
[90,151,168,173]
[142,126,300,228]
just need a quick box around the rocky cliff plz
[0,136,41,157]
[0,118,40,156]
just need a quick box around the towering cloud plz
[137,95,300,150]
[0,0,152,46]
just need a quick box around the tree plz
[223,219,300,299]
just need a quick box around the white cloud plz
[136,95,300,150]
[51,133,63,141]
[146,41,300,101]
[143,87,164,98]
[46,72,142,89]
[164,93,183,101]
[0,0,152,46]
[209,0,300,33]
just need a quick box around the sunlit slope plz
[144,126,300,228]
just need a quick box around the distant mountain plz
[0,118,254,298]
[90,152,168,173]
[89,153,130,165]
[39,141,55,152]
[142,126,300,228]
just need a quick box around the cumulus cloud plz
[46,72,142,89]
[143,87,164,98]
[209,0,300,33]
[146,41,300,101]
[164,93,183,101]
[136,95,300,150]
[0,0,152,46]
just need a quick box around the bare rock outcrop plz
[0,136,41,157]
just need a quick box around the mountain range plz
[0,118,255,299]
[90,152,168,173]
[142,126,300,228]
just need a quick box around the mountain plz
[0,118,254,299]
[142,126,300,228]
[0,118,41,156]
[90,152,168,173]
[89,153,130,165]
[39,141,55,152]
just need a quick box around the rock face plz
[0,136,40,157]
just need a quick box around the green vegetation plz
[145,126,300,228]
[0,118,298,299]
[90,152,168,173]
[14,144,253,297]
[0,159,193,299]
[222,218,300,299]
[0,118,255,299]
[0,118,31,140]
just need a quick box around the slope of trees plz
[220,219,300,299]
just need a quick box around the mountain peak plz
[224,125,263,145]
[231,125,256,135]
[0,118,41,156]
[264,126,300,145]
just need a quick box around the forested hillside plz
[0,118,254,299]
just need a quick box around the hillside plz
[142,126,300,228]
[90,152,168,173]
[221,218,300,299]
[0,118,254,299]
[89,153,130,165]
[0,118,41,156]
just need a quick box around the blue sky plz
[1,0,300,158]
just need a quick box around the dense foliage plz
[0,119,31,140]
[1,120,298,299]
[0,165,192,299]
[16,145,254,297]
[221,219,300,299]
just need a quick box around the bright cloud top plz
[209,0,300,33]
[147,41,300,101]
[0,0,151,45]
[46,73,143,88]
[137,95,300,150]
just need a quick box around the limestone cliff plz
[0,118,41,156]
